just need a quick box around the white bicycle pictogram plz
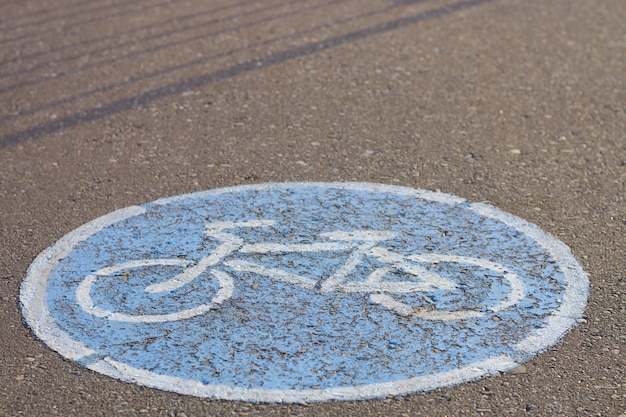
[76,220,525,323]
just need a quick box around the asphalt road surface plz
[1,0,624,415]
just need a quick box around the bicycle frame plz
[76,219,524,323]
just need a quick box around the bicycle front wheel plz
[369,251,524,321]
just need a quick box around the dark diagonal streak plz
[0,0,492,149]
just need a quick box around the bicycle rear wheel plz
[76,259,233,323]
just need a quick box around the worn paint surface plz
[20,183,588,402]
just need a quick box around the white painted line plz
[240,242,353,253]
[20,206,146,360]
[146,236,241,293]
[86,354,517,402]
[469,202,588,354]
[370,247,458,291]
[320,230,398,241]
[224,260,316,289]
[319,241,379,292]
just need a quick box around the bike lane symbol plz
[20,183,588,402]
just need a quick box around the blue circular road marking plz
[20,183,588,402]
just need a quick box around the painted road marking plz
[20,182,588,403]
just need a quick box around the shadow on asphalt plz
[0,0,491,148]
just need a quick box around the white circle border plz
[20,182,589,403]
